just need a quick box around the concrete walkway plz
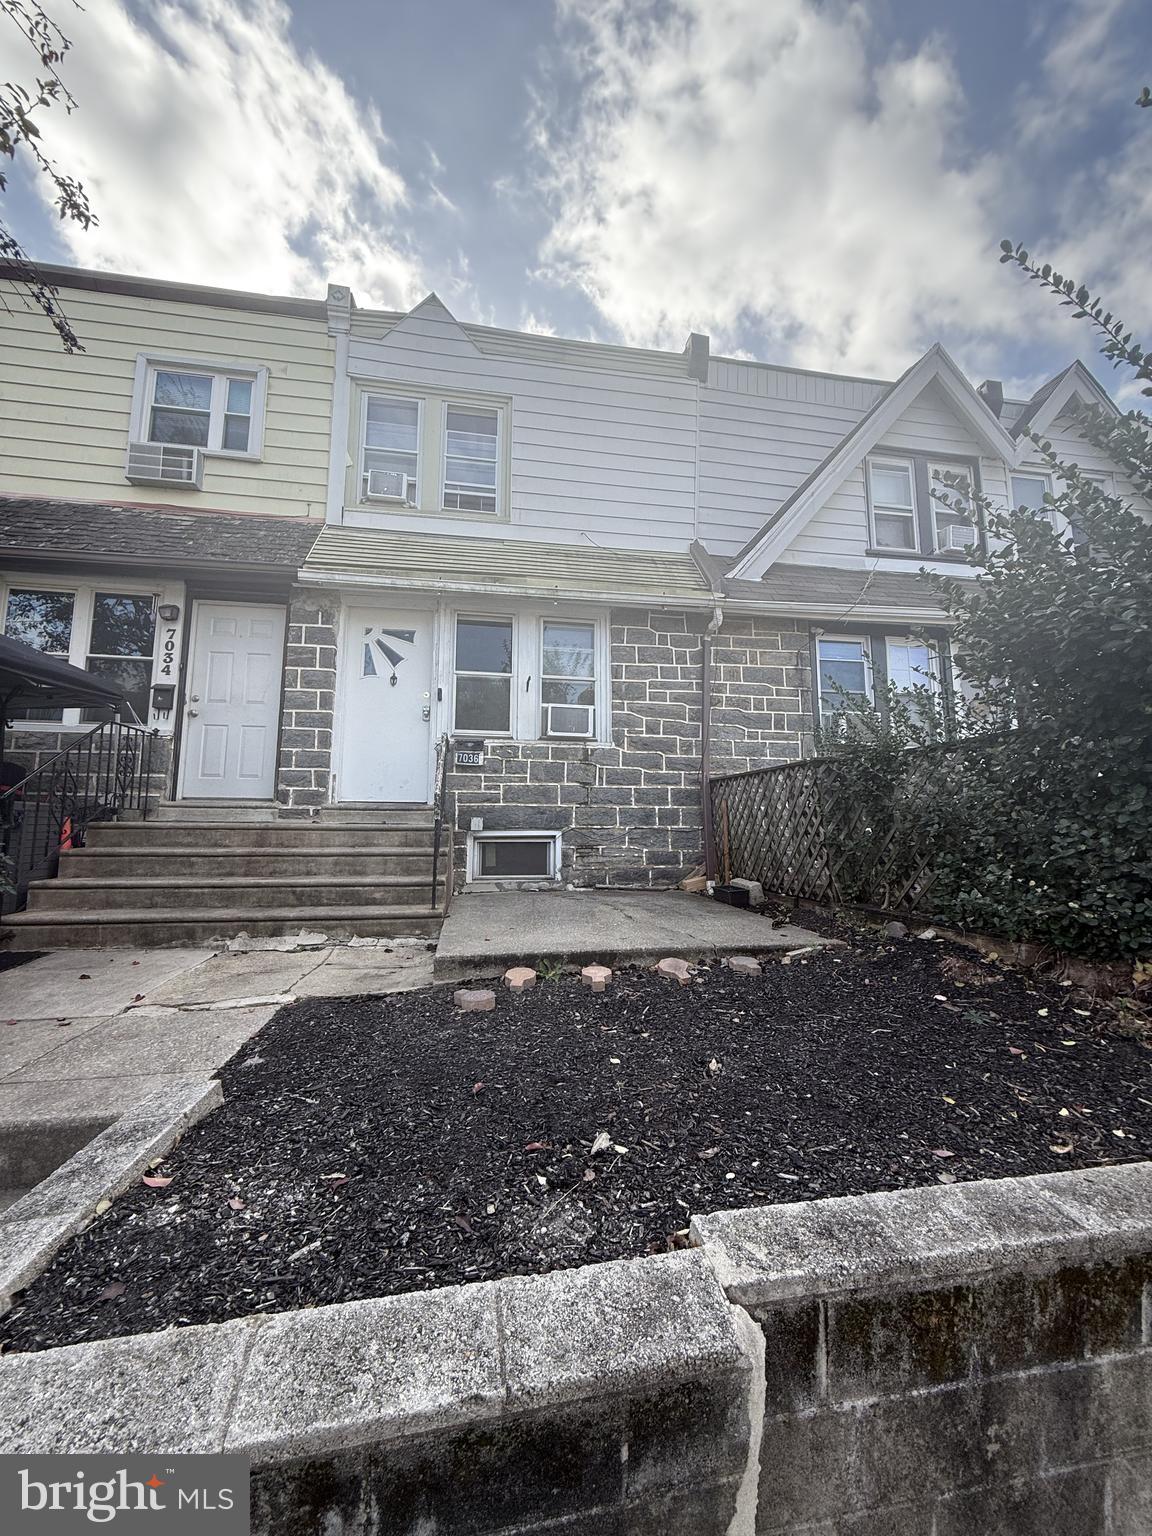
[433,888,831,977]
[0,940,436,1207]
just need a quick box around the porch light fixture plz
[157,603,181,622]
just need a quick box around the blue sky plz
[2,0,1149,397]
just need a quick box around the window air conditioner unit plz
[125,442,203,488]
[940,523,976,552]
[544,703,595,739]
[365,468,408,501]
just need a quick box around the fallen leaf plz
[227,1197,246,1210]
[582,1168,596,1182]
[612,1143,629,1155]
[1037,1008,1049,1017]
[1049,1141,1074,1155]
[78,974,91,981]
[1072,1009,1091,1017]
[97,1282,126,1300]
[698,1147,720,1160]
[707,1057,722,1076]
[523,1141,551,1153]
[942,1095,956,1105]
[141,1175,172,1189]
[1008,1047,1027,1056]
[1113,1128,1128,1139]
[931,1149,955,1159]
[95,1198,112,1214]
[1062,1040,1078,1047]
[132,993,145,1002]
[590,1130,613,1155]
[937,1172,957,1184]
[472,1082,485,1095]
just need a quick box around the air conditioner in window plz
[125,442,203,488]
[365,469,409,501]
[544,703,595,739]
[939,523,976,552]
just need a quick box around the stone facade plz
[448,607,815,887]
[3,727,173,807]
[276,586,339,813]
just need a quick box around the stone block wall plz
[449,607,815,887]
[2,727,173,809]
[276,586,339,813]
[694,1164,1152,1535]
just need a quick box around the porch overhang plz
[298,527,717,609]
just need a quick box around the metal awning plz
[0,635,126,715]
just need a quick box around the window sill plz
[865,548,976,564]
[353,504,506,523]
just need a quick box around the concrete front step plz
[58,846,445,879]
[27,876,442,912]
[85,821,436,850]
[2,905,443,949]
[152,801,281,823]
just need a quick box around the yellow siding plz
[0,282,334,519]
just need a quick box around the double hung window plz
[1010,472,1053,522]
[139,360,263,456]
[816,637,873,731]
[362,396,420,504]
[443,407,499,513]
[541,621,596,736]
[3,585,157,724]
[867,459,917,550]
[453,617,514,733]
[356,390,506,517]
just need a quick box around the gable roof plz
[727,344,1019,580]
[1009,360,1119,443]
[375,292,482,359]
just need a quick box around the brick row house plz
[0,263,1143,944]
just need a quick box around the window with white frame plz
[443,406,499,514]
[361,395,420,505]
[884,636,940,720]
[136,359,265,456]
[469,831,561,882]
[541,620,596,737]
[1010,472,1053,522]
[928,462,977,553]
[3,584,157,724]
[453,616,514,734]
[866,458,918,550]
[355,388,507,517]
[816,636,873,730]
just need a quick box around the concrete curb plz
[0,1078,222,1310]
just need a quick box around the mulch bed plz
[3,933,1149,1352]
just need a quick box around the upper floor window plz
[353,387,508,519]
[928,462,977,553]
[443,406,499,514]
[131,355,267,460]
[362,396,420,505]
[867,459,917,550]
[1010,472,1053,522]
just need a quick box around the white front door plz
[180,602,285,799]
[339,607,433,802]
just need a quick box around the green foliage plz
[815,97,1152,959]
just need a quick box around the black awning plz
[0,634,127,713]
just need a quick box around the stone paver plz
[0,949,213,1021]
[504,967,537,992]
[455,988,496,1012]
[726,956,762,976]
[0,1015,107,1077]
[656,957,695,984]
[580,965,612,992]
[293,947,434,998]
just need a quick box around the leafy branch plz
[0,0,94,352]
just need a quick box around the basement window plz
[469,831,561,882]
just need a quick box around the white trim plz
[0,570,183,733]
[129,352,268,461]
[466,828,563,884]
[1012,361,1118,454]
[728,344,1019,580]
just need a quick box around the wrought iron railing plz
[710,734,1013,916]
[430,732,452,912]
[1,718,157,915]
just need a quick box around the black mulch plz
[4,935,1150,1352]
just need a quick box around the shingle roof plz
[302,526,715,604]
[722,563,967,620]
[0,498,322,570]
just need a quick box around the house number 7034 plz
[159,627,177,677]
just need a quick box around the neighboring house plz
[0,263,1142,939]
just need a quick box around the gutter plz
[294,567,719,610]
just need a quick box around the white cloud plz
[1015,0,1135,145]
[534,0,1070,377]
[1,0,425,306]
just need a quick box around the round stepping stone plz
[455,988,496,1012]
[656,957,694,984]
[727,955,762,976]
[581,964,612,992]
[504,967,537,992]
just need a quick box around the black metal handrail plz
[430,732,451,911]
[1,717,157,915]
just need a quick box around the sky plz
[2,0,1150,400]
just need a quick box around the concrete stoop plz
[2,816,448,949]
[1,1157,1149,1534]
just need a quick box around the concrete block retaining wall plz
[2,1162,1149,1534]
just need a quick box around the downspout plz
[700,600,724,881]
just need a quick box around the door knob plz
[188,709,200,717]
[190,694,200,702]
